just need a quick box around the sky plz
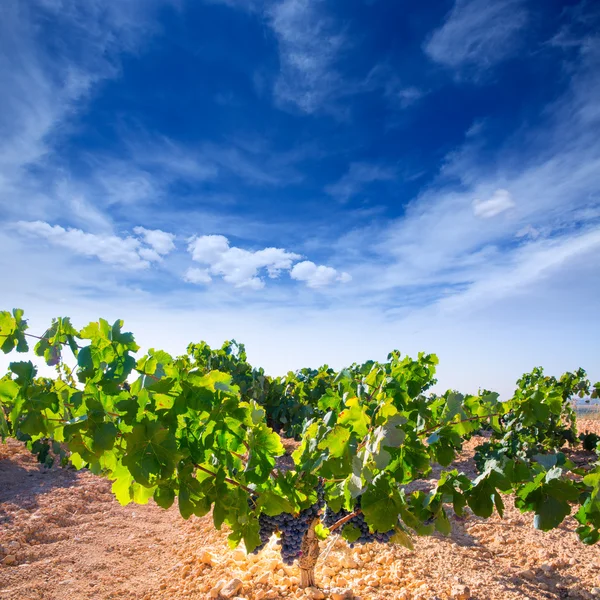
[0,0,599,397]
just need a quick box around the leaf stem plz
[193,463,257,496]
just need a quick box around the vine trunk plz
[298,518,320,588]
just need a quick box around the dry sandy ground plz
[2,422,600,600]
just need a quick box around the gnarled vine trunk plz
[299,518,320,588]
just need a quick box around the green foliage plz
[1,307,599,559]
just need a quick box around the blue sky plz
[1,0,599,396]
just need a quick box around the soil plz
[1,421,600,600]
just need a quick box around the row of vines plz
[1,308,599,588]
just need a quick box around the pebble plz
[519,569,535,580]
[451,584,471,600]
[330,589,354,600]
[208,579,226,598]
[2,555,17,566]
[220,578,243,598]
[591,589,600,597]
[200,551,217,566]
[256,572,270,584]
[304,587,326,600]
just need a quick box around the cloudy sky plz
[1,0,598,397]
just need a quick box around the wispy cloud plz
[472,189,515,218]
[0,0,177,239]
[268,0,347,114]
[424,0,528,77]
[335,34,600,305]
[15,221,175,270]
[0,0,173,174]
[326,162,396,203]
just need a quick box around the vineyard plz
[1,308,600,600]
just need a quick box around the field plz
[2,421,600,600]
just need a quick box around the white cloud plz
[183,267,213,285]
[133,226,176,255]
[187,234,302,288]
[472,189,515,218]
[269,0,346,114]
[15,221,171,270]
[186,235,351,289]
[424,0,528,76]
[325,162,396,203]
[188,234,231,264]
[290,261,351,288]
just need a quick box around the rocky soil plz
[2,421,600,600]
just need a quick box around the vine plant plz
[1,308,599,589]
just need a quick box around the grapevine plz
[1,307,600,590]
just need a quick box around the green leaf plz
[256,490,295,516]
[338,397,370,437]
[361,473,402,532]
[227,514,261,552]
[390,527,414,550]
[314,523,330,540]
[533,495,571,531]
[154,485,176,509]
[93,422,118,452]
[122,420,179,487]
[341,523,361,543]
[0,378,19,404]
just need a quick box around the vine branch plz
[329,509,362,533]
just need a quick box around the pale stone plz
[256,572,270,584]
[330,589,353,600]
[450,584,471,600]
[591,589,600,597]
[341,558,358,569]
[267,560,280,572]
[540,563,553,573]
[220,579,243,599]
[232,550,246,562]
[208,579,226,598]
[304,588,326,600]
[200,551,217,566]
[2,555,16,566]
[520,569,535,580]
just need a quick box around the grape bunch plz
[252,481,326,565]
[251,512,279,555]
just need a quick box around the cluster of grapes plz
[251,512,279,555]
[322,497,394,548]
[252,482,325,565]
